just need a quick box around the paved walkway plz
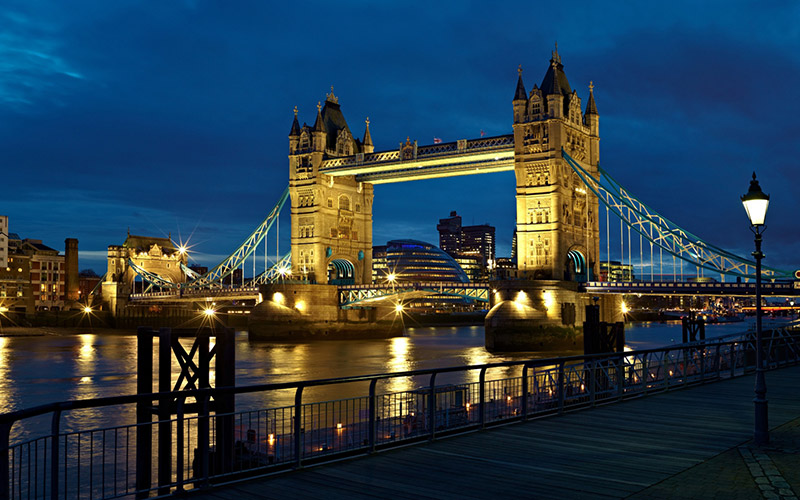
[185,365,800,499]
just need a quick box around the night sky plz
[2,1,799,276]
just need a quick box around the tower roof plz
[585,81,598,115]
[289,106,301,137]
[513,65,527,101]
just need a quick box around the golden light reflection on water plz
[385,336,412,394]
[0,336,12,412]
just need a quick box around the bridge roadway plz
[128,279,800,307]
[184,364,800,499]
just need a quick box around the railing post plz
[50,408,61,500]
[0,420,11,500]
[616,354,625,400]
[157,328,172,496]
[682,347,689,387]
[428,373,438,441]
[175,396,186,493]
[715,345,721,380]
[700,345,706,383]
[368,379,377,453]
[135,328,153,499]
[731,343,737,378]
[589,360,596,406]
[642,353,649,395]
[557,362,565,414]
[197,393,210,488]
[521,365,529,420]
[479,368,486,428]
[294,386,304,468]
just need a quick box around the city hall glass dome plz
[383,239,470,283]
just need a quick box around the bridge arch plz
[328,258,356,285]
[565,248,589,283]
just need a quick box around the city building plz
[78,270,102,302]
[0,215,8,268]
[436,211,462,255]
[453,254,483,282]
[494,257,517,280]
[372,245,388,283]
[462,224,495,265]
[436,211,496,274]
[599,260,634,282]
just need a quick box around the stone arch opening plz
[566,249,588,282]
[328,258,355,285]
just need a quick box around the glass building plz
[374,239,470,283]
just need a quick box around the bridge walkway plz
[185,365,800,499]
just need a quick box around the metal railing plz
[2,326,799,499]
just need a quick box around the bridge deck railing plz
[2,326,799,500]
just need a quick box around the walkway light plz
[395,303,403,313]
[742,172,769,446]
[203,308,215,317]
[83,306,92,314]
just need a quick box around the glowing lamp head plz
[387,273,396,283]
[395,303,404,313]
[178,246,187,255]
[83,306,92,314]
[203,308,215,317]
[621,302,629,315]
[0,306,8,313]
[273,292,285,305]
[741,172,769,227]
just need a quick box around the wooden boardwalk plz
[185,365,800,499]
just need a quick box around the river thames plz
[0,319,773,418]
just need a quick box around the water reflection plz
[3,320,758,444]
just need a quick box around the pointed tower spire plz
[313,101,326,132]
[513,64,527,101]
[363,117,373,146]
[289,105,301,136]
[585,81,598,115]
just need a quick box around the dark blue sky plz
[2,0,799,275]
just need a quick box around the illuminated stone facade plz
[288,89,374,284]
[513,47,600,281]
[106,233,187,290]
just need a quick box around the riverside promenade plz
[185,365,800,500]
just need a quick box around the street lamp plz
[741,172,770,446]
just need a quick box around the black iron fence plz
[2,325,799,499]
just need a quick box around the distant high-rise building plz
[0,215,8,268]
[462,224,495,265]
[436,211,496,273]
[511,229,517,263]
[436,211,462,255]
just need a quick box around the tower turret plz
[584,81,599,136]
[312,101,326,151]
[289,106,301,154]
[363,117,374,154]
[513,65,527,123]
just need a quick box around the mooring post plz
[157,328,172,495]
[135,327,153,499]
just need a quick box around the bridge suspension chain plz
[185,186,289,288]
[562,149,792,280]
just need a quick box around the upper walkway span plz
[318,134,514,184]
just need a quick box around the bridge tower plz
[513,47,600,282]
[288,89,374,284]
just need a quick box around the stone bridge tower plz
[513,47,600,282]
[288,89,374,284]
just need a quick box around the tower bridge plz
[107,46,796,348]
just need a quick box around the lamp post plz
[741,172,770,446]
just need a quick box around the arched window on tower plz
[338,194,351,211]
